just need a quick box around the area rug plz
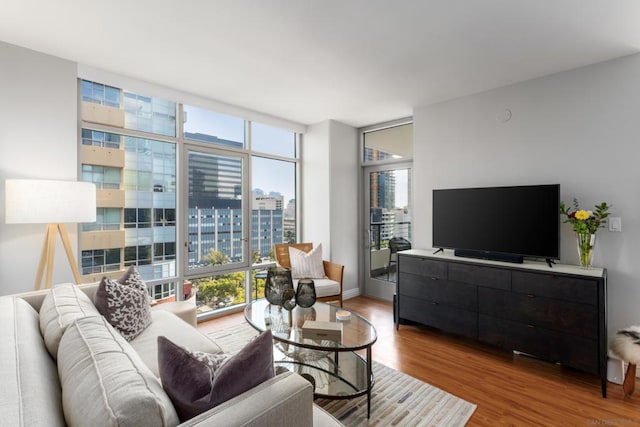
[208,323,477,426]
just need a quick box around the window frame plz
[182,142,251,278]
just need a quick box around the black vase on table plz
[295,279,316,308]
[265,267,294,307]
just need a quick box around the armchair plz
[274,243,344,307]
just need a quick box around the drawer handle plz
[527,293,536,298]
[430,301,438,305]
[527,324,535,329]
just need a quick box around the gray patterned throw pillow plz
[95,266,152,341]
[189,349,231,375]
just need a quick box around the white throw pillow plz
[289,244,326,279]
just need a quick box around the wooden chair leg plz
[623,363,636,396]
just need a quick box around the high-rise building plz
[80,81,178,299]
[369,169,396,210]
[188,207,243,266]
[250,192,285,258]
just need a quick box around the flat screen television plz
[432,184,560,264]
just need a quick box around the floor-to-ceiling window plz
[78,79,299,318]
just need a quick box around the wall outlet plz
[609,217,622,232]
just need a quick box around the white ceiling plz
[2,0,640,128]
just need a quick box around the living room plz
[2,2,640,426]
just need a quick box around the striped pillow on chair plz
[289,243,326,279]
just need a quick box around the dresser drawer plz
[399,295,477,339]
[512,271,598,305]
[448,263,511,290]
[399,273,477,311]
[479,314,598,374]
[398,255,447,280]
[478,287,597,339]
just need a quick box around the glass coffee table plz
[244,299,378,418]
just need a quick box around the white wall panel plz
[0,41,78,294]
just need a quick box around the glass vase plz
[295,279,317,308]
[576,233,596,269]
[265,267,294,306]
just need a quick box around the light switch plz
[609,217,622,232]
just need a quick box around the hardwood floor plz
[198,296,640,426]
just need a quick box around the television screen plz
[432,184,560,261]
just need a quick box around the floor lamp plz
[5,179,96,290]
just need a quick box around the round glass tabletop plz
[244,299,377,352]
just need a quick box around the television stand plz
[396,249,607,398]
[545,258,556,268]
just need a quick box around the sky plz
[394,169,409,209]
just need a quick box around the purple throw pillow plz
[158,330,275,421]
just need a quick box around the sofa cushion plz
[293,278,340,298]
[94,266,152,341]
[38,282,101,359]
[289,243,326,279]
[1,296,66,427]
[130,310,223,377]
[57,316,179,427]
[158,330,275,421]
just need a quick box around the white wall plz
[302,121,332,251]
[0,42,79,295]
[328,121,359,298]
[303,120,359,298]
[414,53,640,337]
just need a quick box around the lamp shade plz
[5,179,96,224]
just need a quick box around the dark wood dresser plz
[396,249,607,397]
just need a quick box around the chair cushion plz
[57,316,179,427]
[94,266,152,341]
[289,243,326,279]
[293,278,340,298]
[38,282,101,359]
[1,297,66,426]
[158,330,275,421]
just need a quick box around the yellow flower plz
[575,210,590,221]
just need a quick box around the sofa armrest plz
[178,371,313,427]
[323,260,344,285]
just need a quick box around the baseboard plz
[343,288,360,300]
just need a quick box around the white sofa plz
[0,282,341,426]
